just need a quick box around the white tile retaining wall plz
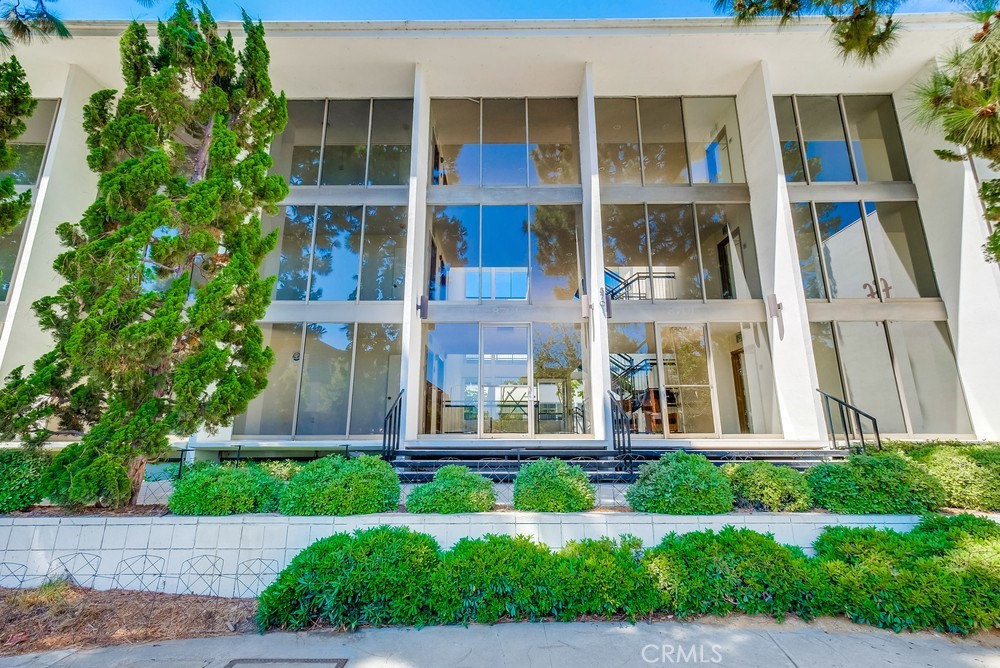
[0,512,927,599]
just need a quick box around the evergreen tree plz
[0,0,289,506]
[0,55,37,239]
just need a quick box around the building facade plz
[1,14,998,454]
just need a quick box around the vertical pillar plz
[579,63,610,442]
[0,66,100,378]
[895,67,1000,440]
[400,64,431,443]
[736,61,825,442]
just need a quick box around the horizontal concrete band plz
[0,512,924,599]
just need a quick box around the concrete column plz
[736,61,825,442]
[895,68,1000,440]
[579,63,610,442]
[0,66,100,378]
[400,64,431,443]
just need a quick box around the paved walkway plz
[1,620,998,668]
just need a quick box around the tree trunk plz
[126,455,148,506]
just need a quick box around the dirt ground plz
[5,505,170,517]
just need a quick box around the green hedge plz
[168,464,282,515]
[0,449,50,513]
[626,452,734,514]
[806,454,945,514]
[907,446,1000,512]
[406,466,495,514]
[512,458,595,512]
[279,455,400,516]
[258,514,1000,635]
[723,461,811,512]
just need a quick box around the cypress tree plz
[0,1,289,506]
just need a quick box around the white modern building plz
[1,13,998,457]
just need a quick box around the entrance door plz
[481,325,533,437]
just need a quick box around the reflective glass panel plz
[350,324,403,435]
[696,204,761,299]
[844,95,909,182]
[533,323,589,435]
[310,206,362,301]
[835,321,906,433]
[530,205,581,302]
[268,100,324,186]
[423,323,480,435]
[865,201,937,298]
[0,221,25,301]
[810,321,850,436]
[321,99,370,186]
[639,97,687,184]
[430,99,480,185]
[683,98,745,184]
[608,323,662,435]
[710,322,781,435]
[428,205,480,302]
[481,206,529,300]
[602,204,651,300]
[528,98,580,185]
[296,322,354,435]
[482,325,530,434]
[271,205,314,301]
[659,324,715,434]
[815,201,876,298]
[797,96,853,182]
[647,204,702,300]
[595,98,642,185]
[0,99,57,185]
[791,203,826,299]
[232,323,302,436]
[482,99,527,186]
[773,96,806,182]
[359,206,407,301]
[368,99,413,185]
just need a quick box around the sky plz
[59,0,960,22]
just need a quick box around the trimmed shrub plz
[406,466,495,514]
[806,454,945,514]
[723,461,811,512]
[279,455,400,516]
[66,453,132,508]
[908,446,1000,511]
[168,464,282,515]
[643,527,828,620]
[258,459,303,482]
[626,452,733,514]
[554,536,659,620]
[0,449,50,513]
[512,458,595,512]
[257,526,441,630]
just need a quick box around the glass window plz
[888,321,972,434]
[296,322,354,435]
[639,98,687,185]
[430,99,481,186]
[710,322,781,435]
[603,203,651,300]
[232,323,302,436]
[797,96,853,182]
[0,99,57,185]
[791,203,826,299]
[596,98,642,185]
[834,321,907,433]
[423,323,480,435]
[683,98,745,184]
[310,206,362,301]
[696,204,761,300]
[428,205,480,301]
[367,99,412,185]
[530,205,581,302]
[482,325,530,434]
[268,100,324,186]
[321,99,370,186]
[481,206,529,300]
[659,324,715,434]
[810,321,850,436]
[608,323,662,435]
[0,220,26,301]
[815,201,876,299]
[844,96,909,182]
[359,206,407,301]
[271,205,314,301]
[533,323,589,435]
[350,324,403,435]
[528,98,580,185]
[865,201,937,299]
[647,204,702,300]
[482,99,528,186]
[773,96,805,182]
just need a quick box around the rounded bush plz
[512,458,595,512]
[257,526,441,630]
[258,459,303,482]
[723,461,811,512]
[806,453,945,514]
[0,449,50,513]
[279,455,400,516]
[626,452,734,514]
[67,454,132,508]
[168,464,282,515]
[406,465,495,514]
[908,445,1000,511]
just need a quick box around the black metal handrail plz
[817,389,881,454]
[381,390,405,462]
[605,270,677,301]
[608,390,634,473]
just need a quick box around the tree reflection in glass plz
[309,206,362,301]
[350,324,403,435]
[360,206,407,301]
[273,205,314,301]
[368,99,413,185]
[428,205,479,301]
[647,204,701,300]
[596,98,642,184]
[530,205,581,301]
[528,98,580,185]
[533,323,588,434]
[296,322,353,435]
[602,204,650,300]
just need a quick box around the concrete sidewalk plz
[0,620,998,668]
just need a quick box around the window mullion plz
[790,96,811,185]
[838,95,862,184]
[809,201,834,301]
[345,322,360,436]
[290,322,309,438]
[317,99,330,185]
[364,98,374,186]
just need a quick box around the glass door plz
[481,325,533,437]
[658,324,719,438]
